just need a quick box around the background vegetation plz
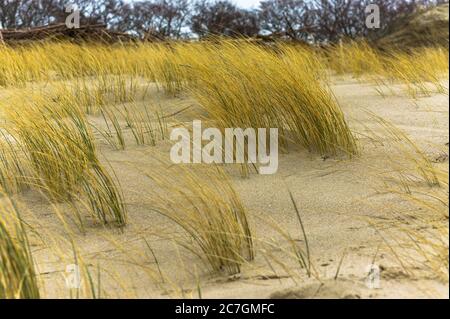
[0,0,447,42]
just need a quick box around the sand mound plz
[375,4,449,50]
[270,280,366,299]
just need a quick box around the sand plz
[3,77,449,299]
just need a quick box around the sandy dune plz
[4,77,448,299]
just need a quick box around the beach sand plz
[5,77,448,299]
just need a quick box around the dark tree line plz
[0,0,447,42]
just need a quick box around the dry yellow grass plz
[369,113,441,189]
[1,91,127,228]
[1,41,359,159]
[0,194,40,298]
[377,167,448,282]
[0,137,30,194]
[364,116,448,282]
[142,162,254,275]
[179,41,358,162]
[325,40,449,98]
[0,39,448,298]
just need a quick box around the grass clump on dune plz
[177,41,358,167]
[1,41,359,157]
[325,41,386,78]
[384,48,449,97]
[0,45,44,87]
[2,92,127,227]
[369,114,441,189]
[0,195,40,299]
[0,137,30,195]
[378,167,448,282]
[144,163,253,275]
[326,40,449,98]
[1,40,447,100]
[367,115,448,283]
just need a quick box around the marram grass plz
[176,41,359,159]
[0,39,448,293]
[1,41,360,160]
[2,92,127,227]
[0,195,40,299]
[325,40,449,98]
[143,163,254,275]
